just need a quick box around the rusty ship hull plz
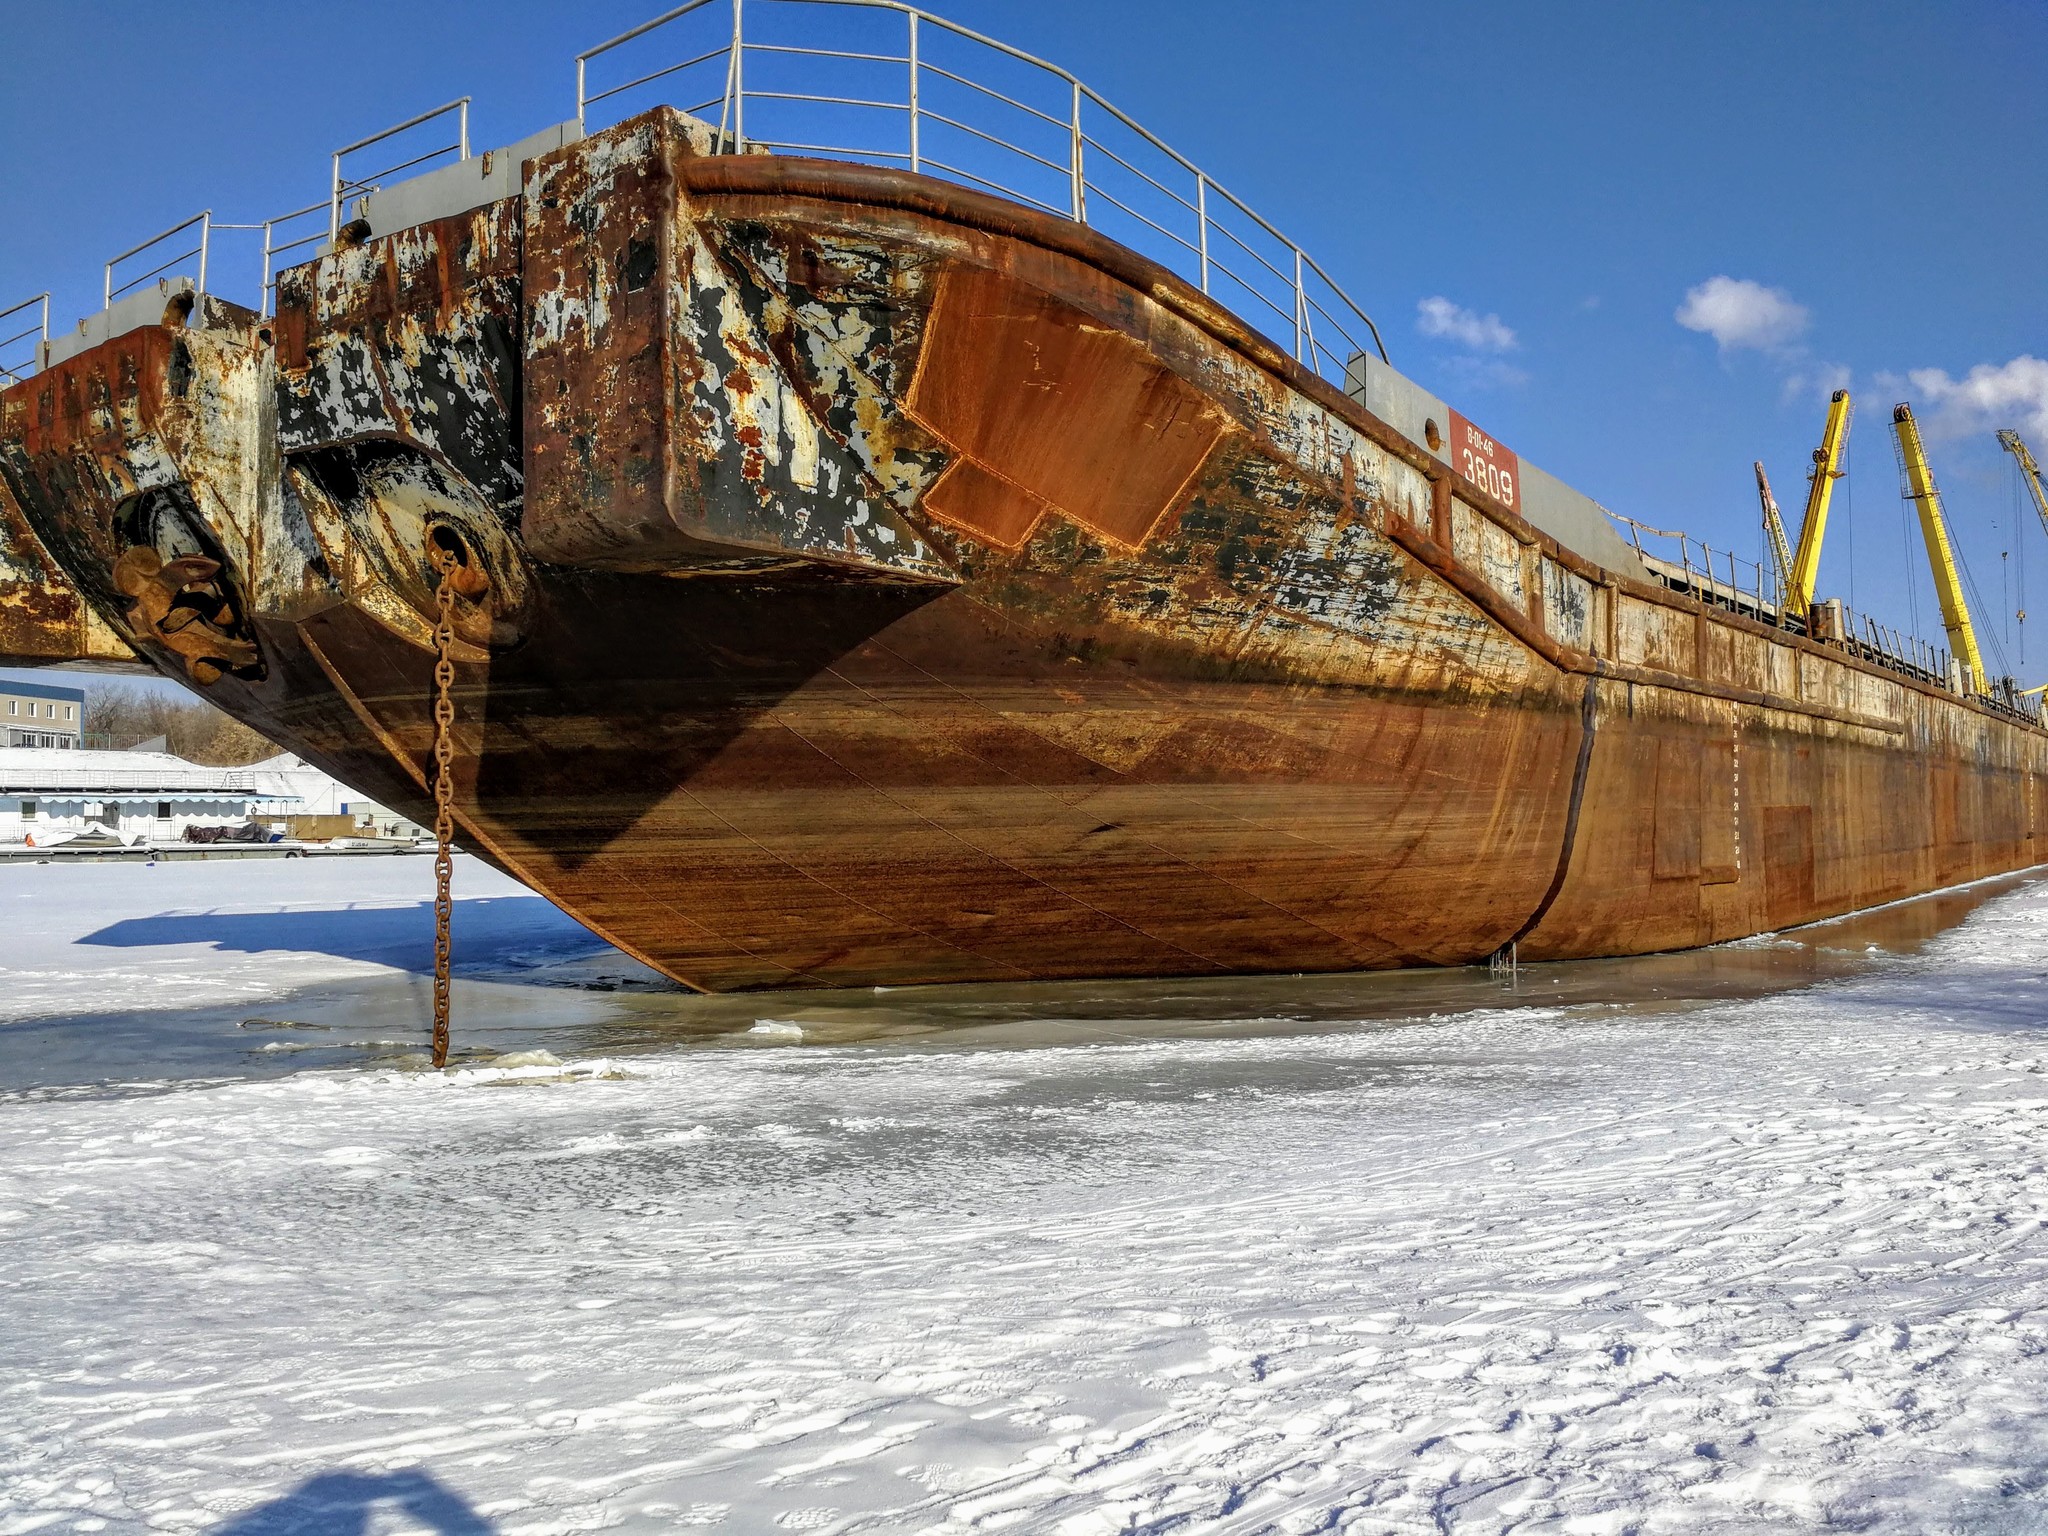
[3,107,2044,992]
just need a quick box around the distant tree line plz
[85,683,278,765]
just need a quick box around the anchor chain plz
[429,548,459,1069]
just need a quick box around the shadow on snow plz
[213,1469,493,1536]
[78,894,603,975]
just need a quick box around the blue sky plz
[3,1,2046,678]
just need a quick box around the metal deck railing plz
[252,203,331,319]
[1614,513,2040,719]
[1618,515,1783,628]
[4,4,1395,389]
[574,0,1390,383]
[329,98,471,244]
[14,3,1398,387]
[104,212,212,309]
[0,293,49,385]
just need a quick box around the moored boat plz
[3,3,2043,991]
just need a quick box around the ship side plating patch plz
[906,263,1224,553]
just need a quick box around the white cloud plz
[1416,296,1517,352]
[1675,276,1810,353]
[1900,356,2048,442]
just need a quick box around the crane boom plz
[1998,429,2048,541]
[1786,389,1852,615]
[1755,460,1794,605]
[1893,402,1986,689]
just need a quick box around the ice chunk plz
[483,1049,562,1068]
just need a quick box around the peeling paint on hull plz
[3,106,2045,991]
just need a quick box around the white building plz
[0,746,428,847]
[0,681,83,749]
[0,748,308,845]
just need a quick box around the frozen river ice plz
[6,857,2048,1532]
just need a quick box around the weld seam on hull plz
[1508,673,1601,948]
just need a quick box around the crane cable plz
[1897,459,1922,645]
[1958,548,2011,681]
[1843,433,1854,613]
[2016,455,2029,666]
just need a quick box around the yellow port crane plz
[1998,429,2048,540]
[1892,402,1986,691]
[1754,460,1794,605]
[1785,389,1853,618]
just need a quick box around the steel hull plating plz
[3,108,2043,991]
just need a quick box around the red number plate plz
[1448,410,1521,515]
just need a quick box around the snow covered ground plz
[0,856,668,1095]
[0,855,619,1030]
[8,860,2048,1532]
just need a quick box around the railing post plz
[1293,247,1304,361]
[1195,173,1209,295]
[330,149,343,244]
[1073,79,1089,222]
[731,0,746,149]
[716,30,735,146]
[457,100,470,160]
[907,12,920,174]
[197,212,210,295]
[576,55,586,131]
